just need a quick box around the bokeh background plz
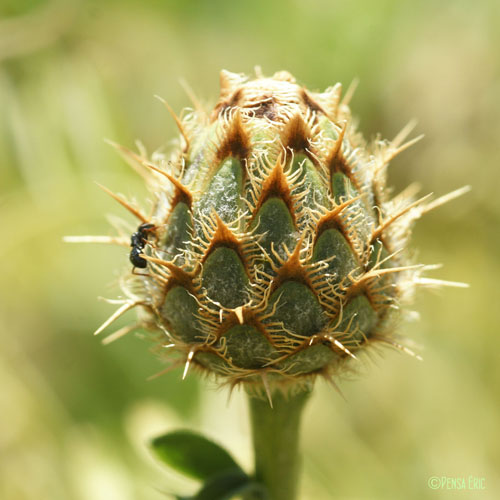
[1,0,499,499]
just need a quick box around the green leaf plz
[151,430,244,482]
[193,471,268,500]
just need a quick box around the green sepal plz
[250,197,297,264]
[265,280,325,339]
[337,294,377,342]
[201,247,248,308]
[195,156,243,224]
[162,202,193,262]
[223,325,278,369]
[151,430,244,482]
[331,171,356,203]
[290,154,328,209]
[312,228,358,281]
[195,352,230,375]
[161,286,201,343]
[330,171,375,252]
[183,122,219,186]
[367,238,392,270]
[279,344,336,375]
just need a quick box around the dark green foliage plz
[151,430,243,481]
[151,430,268,500]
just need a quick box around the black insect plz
[129,223,155,268]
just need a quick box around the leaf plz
[151,430,244,482]
[193,471,268,500]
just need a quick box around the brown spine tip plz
[326,121,347,168]
[216,110,251,161]
[155,95,190,152]
[326,123,362,193]
[95,182,148,223]
[142,161,193,208]
[268,235,313,292]
[251,159,296,223]
[301,89,327,116]
[314,195,364,243]
[281,114,311,154]
[201,213,247,268]
[143,255,196,293]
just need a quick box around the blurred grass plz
[1,0,499,498]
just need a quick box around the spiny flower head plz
[89,69,468,396]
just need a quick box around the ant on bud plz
[129,223,155,269]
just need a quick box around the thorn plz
[141,161,193,205]
[233,306,244,324]
[391,119,418,149]
[386,134,425,163]
[94,302,139,336]
[260,373,273,408]
[104,139,151,180]
[135,140,147,157]
[102,323,137,345]
[371,193,433,240]
[179,77,206,116]
[97,296,128,305]
[323,373,347,402]
[329,121,347,162]
[182,349,196,380]
[340,77,359,107]
[95,182,148,223]
[375,336,423,361]
[147,362,181,381]
[154,95,190,150]
[367,264,424,280]
[391,183,422,209]
[401,345,423,361]
[226,381,237,407]
[63,235,129,246]
[420,263,443,271]
[318,193,363,227]
[421,186,471,215]
[414,277,469,289]
[333,339,357,360]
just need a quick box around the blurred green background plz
[1,0,499,499]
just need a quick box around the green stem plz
[246,388,311,500]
